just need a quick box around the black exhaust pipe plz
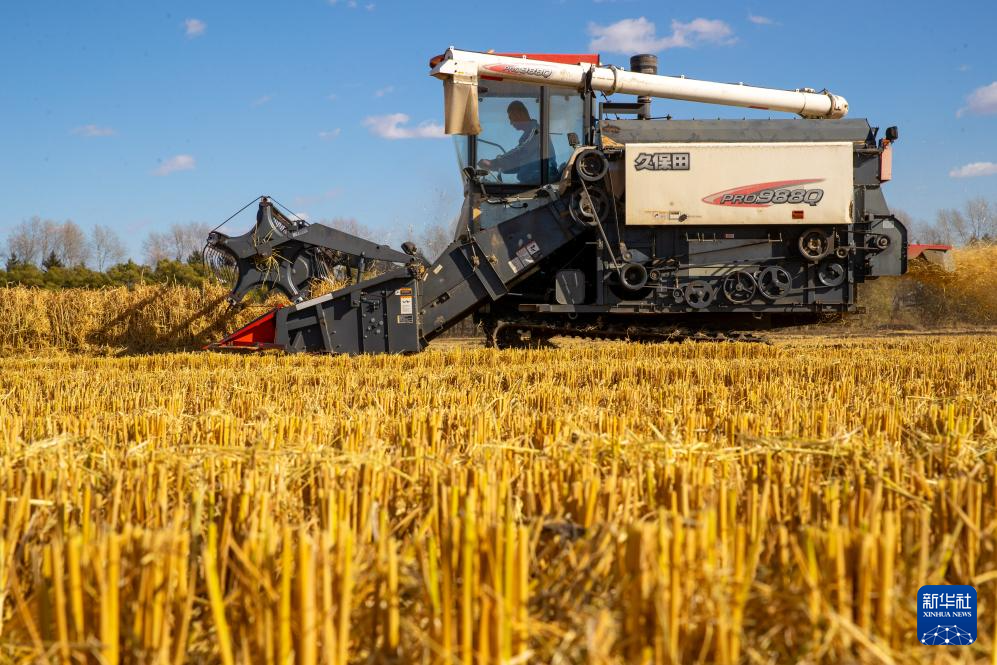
[629,54,658,120]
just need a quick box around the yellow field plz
[1,335,995,663]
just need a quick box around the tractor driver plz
[477,101,556,184]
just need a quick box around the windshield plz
[454,81,586,187]
[475,81,543,185]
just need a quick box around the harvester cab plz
[207,47,909,354]
[447,53,598,200]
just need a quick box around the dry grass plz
[908,244,997,325]
[1,336,995,663]
[0,281,355,355]
[0,283,261,354]
[859,244,997,329]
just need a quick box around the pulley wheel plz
[619,263,648,290]
[683,281,715,309]
[817,260,847,287]
[575,149,609,182]
[757,266,793,299]
[722,270,757,304]
[797,228,833,262]
[569,187,610,224]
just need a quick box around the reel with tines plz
[203,241,239,290]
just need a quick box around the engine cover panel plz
[624,142,853,226]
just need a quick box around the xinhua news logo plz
[917,585,977,645]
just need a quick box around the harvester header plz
[431,47,848,135]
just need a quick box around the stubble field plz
[1,333,995,663]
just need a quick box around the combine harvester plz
[207,47,935,354]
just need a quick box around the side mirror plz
[567,132,580,148]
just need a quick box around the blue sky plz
[1,0,995,259]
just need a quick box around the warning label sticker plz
[397,314,414,324]
[515,247,534,267]
[400,295,413,315]
[508,242,540,274]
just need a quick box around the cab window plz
[453,81,587,188]
[549,92,585,180]
[474,81,542,185]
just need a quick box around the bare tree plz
[168,222,212,262]
[964,197,995,242]
[140,222,211,265]
[934,208,968,246]
[5,218,43,265]
[4,217,90,266]
[918,223,950,245]
[90,225,127,270]
[5,217,56,265]
[58,220,91,267]
[142,231,173,265]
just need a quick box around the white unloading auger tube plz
[431,48,848,134]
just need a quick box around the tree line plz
[1,215,456,289]
[1,218,216,288]
[897,196,997,246]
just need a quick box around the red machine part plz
[206,308,281,351]
[908,244,955,272]
[908,244,951,259]
[482,53,600,81]
[878,139,893,182]
[495,53,600,65]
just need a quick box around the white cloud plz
[958,82,997,117]
[319,128,341,140]
[251,94,273,107]
[154,155,196,176]
[363,113,445,139]
[588,17,735,54]
[949,162,997,178]
[748,14,774,25]
[72,124,115,137]
[184,18,206,38]
[374,85,395,98]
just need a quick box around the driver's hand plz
[477,159,493,169]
